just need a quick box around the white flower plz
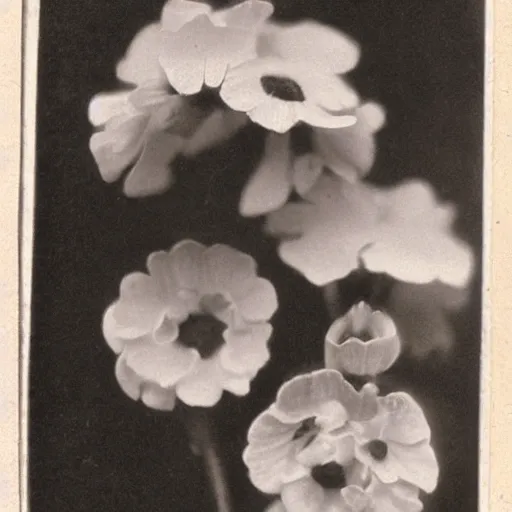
[257,19,360,75]
[325,302,401,377]
[220,57,358,133]
[244,369,425,512]
[265,174,474,288]
[103,240,278,410]
[239,103,385,216]
[88,84,185,197]
[159,0,274,95]
[352,392,439,493]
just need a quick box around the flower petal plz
[220,323,272,375]
[182,109,249,157]
[379,392,431,445]
[124,338,199,388]
[340,485,372,512]
[292,154,324,197]
[175,358,225,407]
[115,355,144,401]
[102,303,127,353]
[168,239,207,291]
[258,20,360,74]
[89,113,147,183]
[213,0,274,29]
[244,410,308,493]
[281,477,325,512]
[141,382,177,411]
[249,97,301,133]
[232,277,278,322]
[313,102,386,179]
[161,0,212,32]
[240,132,293,216]
[274,369,361,422]
[112,272,166,338]
[116,23,166,86]
[88,91,133,127]
[368,478,423,512]
[123,131,183,197]
[384,441,439,493]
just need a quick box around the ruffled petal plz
[124,337,199,388]
[281,477,326,512]
[116,23,166,86]
[122,131,183,197]
[102,303,127,353]
[258,20,360,74]
[115,355,144,401]
[379,392,431,445]
[240,132,293,216]
[220,323,272,375]
[244,410,308,493]
[299,102,357,130]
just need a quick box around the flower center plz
[311,462,347,489]
[367,439,388,461]
[260,75,306,102]
[178,314,225,359]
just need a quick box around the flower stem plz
[188,408,233,512]
[322,281,341,319]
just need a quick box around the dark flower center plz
[260,75,306,102]
[367,439,388,461]
[293,417,317,440]
[178,314,225,359]
[311,462,347,489]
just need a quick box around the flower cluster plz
[103,240,277,410]
[244,369,437,512]
[88,0,362,198]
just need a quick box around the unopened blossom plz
[352,392,439,493]
[220,57,358,133]
[325,302,401,377]
[244,369,424,512]
[159,0,274,95]
[103,240,278,410]
[239,103,384,216]
[265,174,473,288]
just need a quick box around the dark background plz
[31,0,484,510]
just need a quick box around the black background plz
[31,0,484,510]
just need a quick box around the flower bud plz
[325,302,400,376]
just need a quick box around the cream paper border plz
[0,0,505,510]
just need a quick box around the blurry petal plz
[266,174,379,286]
[175,358,225,406]
[116,23,166,86]
[240,132,293,216]
[385,280,469,358]
[102,303,127,353]
[168,239,207,290]
[258,20,360,74]
[361,180,474,287]
[88,91,133,126]
[369,479,423,512]
[214,0,274,28]
[89,114,147,183]
[222,375,251,396]
[161,0,212,32]
[281,478,325,512]
[124,339,199,388]
[123,131,183,197]
[292,154,324,197]
[264,501,286,512]
[182,109,249,156]
[141,382,177,411]
[220,323,272,375]
[314,102,386,179]
[115,355,144,401]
